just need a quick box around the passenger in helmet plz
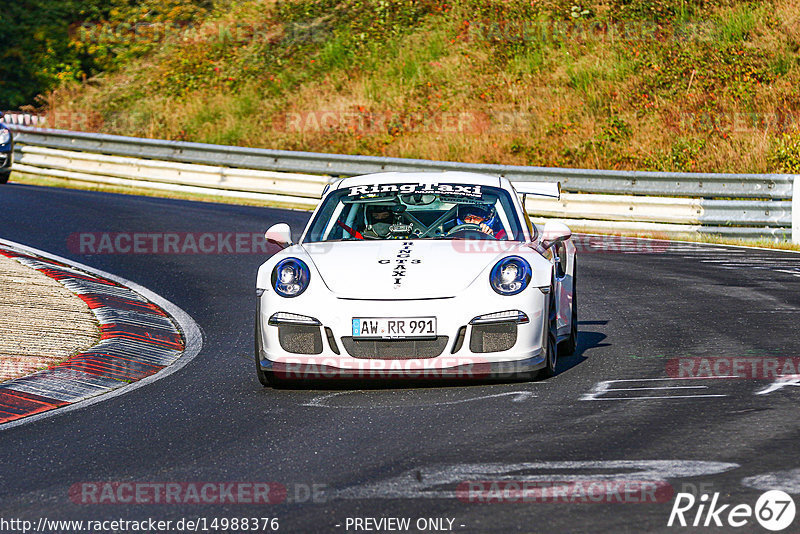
[362,204,393,239]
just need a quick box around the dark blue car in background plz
[0,112,13,183]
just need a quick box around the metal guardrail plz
[10,126,793,199]
[7,125,799,241]
[12,146,324,209]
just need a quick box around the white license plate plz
[352,317,437,339]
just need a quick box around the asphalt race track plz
[2,183,800,533]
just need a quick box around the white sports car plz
[255,172,577,385]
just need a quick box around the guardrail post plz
[794,175,799,244]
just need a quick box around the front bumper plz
[256,287,548,380]
[258,355,546,380]
[0,147,12,171]
[0,126,13,171]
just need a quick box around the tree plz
[0,0,210,109]
[0,0,77,108]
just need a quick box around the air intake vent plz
[325,327,340,355]
[341,337,449,359]
[278,325,323,354]
[469,322,517,353]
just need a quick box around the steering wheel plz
[446,223,483,235]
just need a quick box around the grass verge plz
[36,0,800,175]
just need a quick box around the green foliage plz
[645,137,707,172]
[769,134,800,173]
[508,48,547,76]
[714,5,759,43]
[638,38,773,107]
[602,116,632,143]
[541,1,593,20]
[608,0,718,21]
[0,0,76,108]
[0,0,210,109]
[276,0,437,43]
[150,0,442,97]
[71,0,211,74]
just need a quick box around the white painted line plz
[609,376,739,382]
[0,237,204,431]
[302,391,350,408]
[302,390,536,408]
[584,233,800,256]
[606,385,708,391]
[333,460,741,500]
[582,378,730,401]
[755,375,800,396]
[589,395,727,401]
[742,468,800,494]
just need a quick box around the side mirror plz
[541,221,572,249]
[265,223,293,249]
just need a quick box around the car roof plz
[331,171,504,190]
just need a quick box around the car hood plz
[300,240,526,299]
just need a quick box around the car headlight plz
[272,258,310,298]
[490,256,531,295]
[0,128,10,145]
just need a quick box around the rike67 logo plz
[668,490,796,531]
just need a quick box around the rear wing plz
[511,181,561,200]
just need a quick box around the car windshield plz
[303,182,526,243]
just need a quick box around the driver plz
[457,205,505,239]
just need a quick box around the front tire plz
[558,259,578,356]
[0,171,9,184]
[255,320,275,387]
[256,362,275,387]
[538,284,559,379]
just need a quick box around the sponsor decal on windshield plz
[347,183,483,198]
